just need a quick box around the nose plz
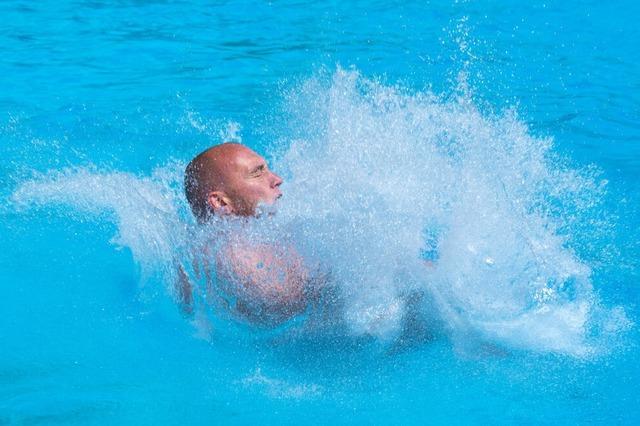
[271,171,283,188]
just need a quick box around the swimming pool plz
[1,0,639,424]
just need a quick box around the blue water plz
[2,1,639,424]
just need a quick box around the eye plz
[251,164,266,177]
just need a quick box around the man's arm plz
[176,264,194,314]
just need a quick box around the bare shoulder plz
[216,239,308,313]
[221,240,305,277]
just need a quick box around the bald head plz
[184,143,241,220]
[184,143,283,221]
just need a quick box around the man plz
[182,142,311,326]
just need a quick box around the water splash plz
[271,68,629,355]
[11,164,187,285]
[10,68,630,357]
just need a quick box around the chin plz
[254,200,279,217]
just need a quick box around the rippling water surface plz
[1,1,639,424]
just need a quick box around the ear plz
[207,191,234,215]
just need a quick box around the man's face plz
[221,146,283,216]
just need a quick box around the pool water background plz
[1,0,639,424]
